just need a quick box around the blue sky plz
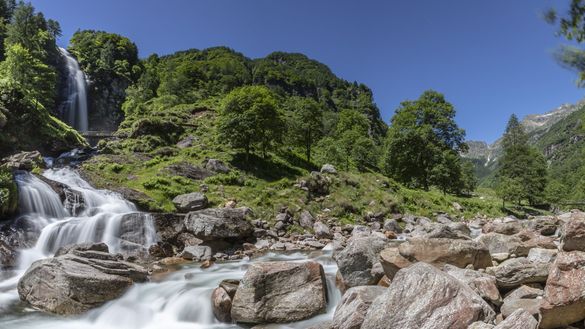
[30,0,584,142]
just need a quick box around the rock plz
[212,286,233,323]
[231,261,327,324]
[468,322,495,329]
[334,236,389,289]
[528,216,560,236]
[184,207,254,242]
[539,251,585,328]
[17,243,148,315]
[398,238,492,269]
[299,210,315,228]
[561,216,585,251]
[0,239,16,269]
[203,158,230,173]
[382,219,402,234]
[443,264,502,306]
[500,285,543,318]
[172,192,208,213]
[492,253,510,263]
[332,286,386,329]
[307,321,333,329]
[163,162,214,180]
[476,233,530,257]
[416,222,471,240]
[526,247,557,263]
[320,164,337,174]
[306,171,330,197]
[314,221,331,239]
[179,245,212,261]
[1,150,43,170]
[452,202,463,212]
[176,135,197,149]
[379,246,412,280]
[483,221,523,236]
[489,257,549,289]
[361,262,495,329]
[493,309,538,329]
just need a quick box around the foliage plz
[283,96,324,164]
[383,90,468,192]
[0,166,17,217]
[496,176,525,208]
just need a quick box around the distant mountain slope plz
[464,98,585,184]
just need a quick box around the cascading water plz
[0,167,341,329]
[58,48,89,132]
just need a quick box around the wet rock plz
[539,251,585,328]
[489,257,549,289]
[443,264,502,306]
[179,245,212,261]
[493,309,538,329]
[398,238,492,269]
[332,286,386,329]
[361,262,495,329]
[184,207,254,242]
[500,285,543,318]
[172,192,208,213]
[334,236,389,289]
[17,243,148,315]
[231,261,327,324]
[0,239,16,269]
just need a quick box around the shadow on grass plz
[230,152,303,182]
[501,205,549,219]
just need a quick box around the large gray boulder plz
[493,309,538,329]
[172,192,208,212]
[332,286,386,329]
[231,261,327,324]
[443,264,502,306]
[476,233,529,256]
[488,257,549,289]
[361,262,495,329]
[17,243,148,315]
[561,214,585,251]
[334,236,388,289]
[500,285,543,318]
[184,207,254,241]
[397,238,492,269]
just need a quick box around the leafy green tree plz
[333,109,377,171]
[497,114,548,206]
[545,179,568,206]
[496,177,525,208]
[430,150,464,195]
[460,160,478,195]
[218,86,283,159]
[384,90,467,190]
[284,96,324,164]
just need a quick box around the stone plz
[561,216,585,251]
[212,286,233,322]
[17,243,148,315]
[203,158,230,173]
[332,286,386,329]
[526,248,557,263]
[231,261,327,324]
[443,264,502,306]
[179,245,212,261]
[382,218,402,233]
[500,285,543,318]
[379,246,412,280]
[361,262,495,329]
[184,207,254,241]
[172,192,208,212]
[493,309,538,329]
[489,257,549,289]
[314,221,331,239]
[334,236,388,289]
[483,221,523,236]
[539,251,585,328]
[398,238,492,269]
[1,150,43,170]
[163,162,214,180]
[468,322,495,329]
[0,239,16,269]
[320,164,337,174]
[299,210,315,228]
[476,233,529,257]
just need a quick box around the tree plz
[496,177,525,208]
[284,96,324,164]
[383,90,467,190]
[335,109,374,171]
[218,86,283,160]
[497,114,548,206]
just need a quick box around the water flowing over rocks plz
[231,260,328,324]
[361,262,496,329]
[17,243,148,315]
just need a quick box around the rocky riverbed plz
[0,152,583,328]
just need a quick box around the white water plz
[59,48,89,132]
[0,168,341,328]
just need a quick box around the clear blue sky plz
[29,0,584,142]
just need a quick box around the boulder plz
[539,251,585,328]
[332,286,386,329]
[476,233,529,257]
[561,216,585,251]
[231,261,327,324]
[382,219,402,234]
[482,220,523,235]
[0,239,16,269]
[493,309,538,329]
[314,221,331,239]
[184,207,254,241]
[527,247,557,263]
[398,238,492,269]
[17,243,148,315]
[179,245,212,261]
[443,264,502,306]
[299,210,315,229]
[320,164,337,174]
[212,279,239,323]
[172,192,208,212]
[334,236,388,289]
[528,216,560,236]
[468,322,495,329]
[203,158,230,173]
[489,257,549,289]
[361,262,495,329]
[500,285,543,318]
[379,246,412,280]
[1,150,43,170]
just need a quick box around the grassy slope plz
[81,105,505,222]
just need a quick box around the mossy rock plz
[0,168,18,219]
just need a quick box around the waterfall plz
[58,48,89,132]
